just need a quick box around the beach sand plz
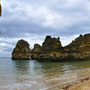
[67,79,90,90]
[53,77,90,90]
[60,77,90,90]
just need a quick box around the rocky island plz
[12,39,32,60]
[12,33,90,61]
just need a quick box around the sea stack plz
[36,36,63,61]
[0,1,2,16]
[30,35,63,61]
[12,39,31,60]
[42,36,62,52]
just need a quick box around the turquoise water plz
[0,58,90,90]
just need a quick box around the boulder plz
[12,39,31,60]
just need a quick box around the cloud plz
[0,0,90,57]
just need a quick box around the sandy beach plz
[67,79,90,90]
[58,77,90,90]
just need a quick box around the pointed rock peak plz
[42,35,62,51]
[45,35,51,41]
[16,39,30,48]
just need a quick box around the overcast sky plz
[0,0,90,57]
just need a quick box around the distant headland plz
[12,33,90,61]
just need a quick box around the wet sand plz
[67,79,90,90]
[57,77,90,90]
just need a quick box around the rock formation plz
[12,39,31,60]
[42,36,62,52]
[63,33,90,60]
[32,36,64,61]
[11,33,90,61]
[34,34,90,61]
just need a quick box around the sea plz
[0,57,90,90]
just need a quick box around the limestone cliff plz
[11,33,90,61]
[42,36,62,52]
[12,39,31,60]
[64,33,90,60]
[36,34,90,61]
[32,36,64,61]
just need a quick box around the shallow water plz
[0,57,90,90]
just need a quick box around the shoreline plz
[57,77,90,90]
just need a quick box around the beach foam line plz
[0,81,37,89]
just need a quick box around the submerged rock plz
[12,39,31,60]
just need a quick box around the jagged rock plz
[42,35,62,52]
[12,39,31,60]
[37,34,90,61]
[0,3,2,16]
[34,36,63,61]
[11,33,90,61]
[31,36,63,60]
[64,33,90,60]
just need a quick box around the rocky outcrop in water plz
[31,36,63,61]
[12,39,31,60]
[35,34,90,61]
[42,36,62,52]
[12,33,90,61]
[64,34,90,60]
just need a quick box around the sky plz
[0,0,90,57]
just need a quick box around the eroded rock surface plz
[42,36,62,52]
[11,33,90,61]
[12,39,31,60]
[31,44,41,59]
[37,34,90,61]
[64,34,90,60]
